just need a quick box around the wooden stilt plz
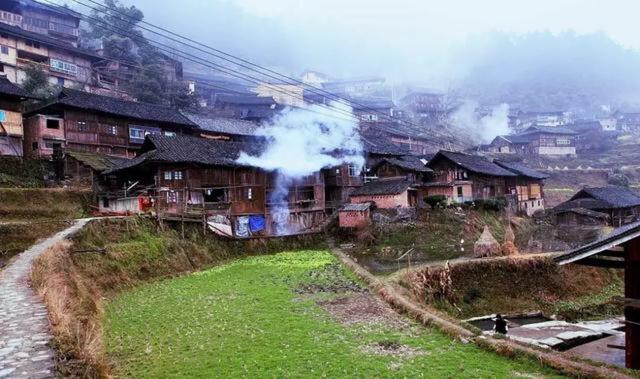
[625,237,640,369]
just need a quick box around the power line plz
[68,0,460,142]
[37,0,362,124]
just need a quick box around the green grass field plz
[104,250,564,378]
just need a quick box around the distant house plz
[613,111,640,131]
[338,202,371,228]
[350,177,417,209]
[494,160,549,216]
[567,120,619,152]
[555,186,640,227]
[23,88,196,158]
[399,91,444,121]
[485,125,577,156]
[0,76,31,156]
[211,94,279,122]
[255,83,305,108]
[424,150,516,203]
[321,77,387,98]
[351,98,395,122]
[63,150,127,189]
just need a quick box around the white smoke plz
[237,100,364,235]
[449,101,510,144]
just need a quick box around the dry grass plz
[31,241,108,378]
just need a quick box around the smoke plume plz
[237,101,363,234]
[449,101,510,144]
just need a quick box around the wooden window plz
[173,171,183,180]
[167,191,178,203]
[457,186,463,197]
[76,121,89,132]
[164,131,176,137]
[104,125,118,135]
[31,142,38,151]
[163,171,172,180]
[46,119,60,129]
[348,164,359,177]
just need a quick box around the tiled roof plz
[360,131,414,156]
[493,160,549,179]
[520,125,578,135]
[495,134,534,144]
[554,207,609,219]
[105,134,264,174]
[554,198,611,211]
[429,150,516,177]
[0,77,30,99]
[340,203,371,211]
[570,186,640,209]
[376,155,432,173]
[36,89,196,126]
[181,112,261,136]
[350,178,413,196]
[567,120,602,132]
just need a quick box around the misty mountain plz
[459,31,640,114]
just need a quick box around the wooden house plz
[554,208,609,227]
[101,134,326,238]
[370,155,432,183]
[484,125,578,157]
[211,94,279,122]
[424,150,516,203]
[0,76,30,156]
[23,88,196,158]
[554,186,640,227]
[349,177,417,209]
[494,160,548,216]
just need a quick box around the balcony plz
[49,21,79,38]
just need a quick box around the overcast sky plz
[110,0,639,86]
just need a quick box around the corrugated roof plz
[350,178,413,196]
[429,150,516,177]
[554,220,640,265]
[35,89,196,126]
[494,160,549,179]
[66,150,129,172]
[181,112,261,136]
[570,186,640,209]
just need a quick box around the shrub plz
[471,197,507,212]
[424,195,447,208]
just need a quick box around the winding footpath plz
[0,218,91,379]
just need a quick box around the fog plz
[111,0,640,111]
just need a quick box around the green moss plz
[104,251,564,378]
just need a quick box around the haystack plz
[501,224,519,256]
[473,226,501,258]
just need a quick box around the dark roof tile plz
[569,186,640,209]
[494,160,549,179]
[182,112,261,136]
[0,77,29,99]
[429,150,516,177]
[350,178,413,196]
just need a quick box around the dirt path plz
[0,218,91,379]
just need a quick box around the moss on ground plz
[104,251,565,378]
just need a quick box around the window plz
[0,63,4,73]
[129,127,146,139]
[0,110,5,122]
[167,191,178,203]
[24,17,48,29]
[163,171,172,180]
[0,33,8,39]
[25,40,41,49]
[32,142,38,151]
[173,171,183,180]
[164,131,176,137]
[457,186,463,197]
[204,188,227,203]
[44,141,61,149]
[556,138,570,146]
[57,77,64,86]
[102,197,109,208]
[348,164,359,177]
[0,45,8,54]
[245,187,253,200]
[76,121,88,132]
[104,125,118,135]
[46,119,60,129]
